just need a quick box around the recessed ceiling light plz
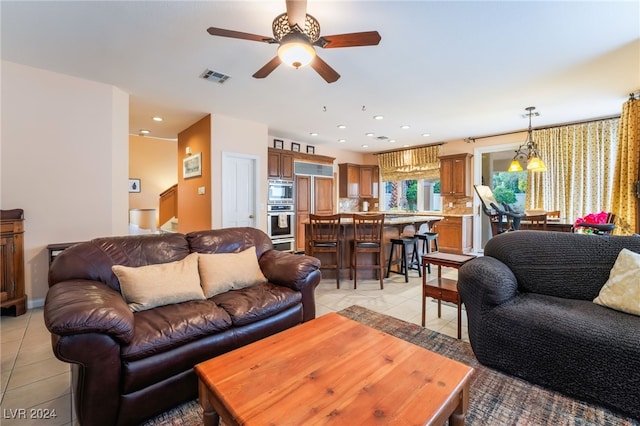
[139,129,150,135]
[422,133,431,137]
[338,139,346,143]
[373,115,384,120]
[337,124,346,129]
[403,144,410,147]
[152,117,163,122]
[310,132,319,136]
[365,132,374,137]
[361,144,369,148]
[400,125,410,129]
[389,139,397,143]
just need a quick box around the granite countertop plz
[306,215,444,225]
[345,211,472,218]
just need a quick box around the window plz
[491,171,527,212]
[383,179,441,212]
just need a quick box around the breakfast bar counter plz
[304,214,443,280]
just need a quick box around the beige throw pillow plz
[113,253,205,312]
[593,248,640,316]
[198,247,268,298]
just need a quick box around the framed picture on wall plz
[291,142,300,152]
[273,139,284,149]
[128,179,141,193]
[306,145,315,154]
[183,152,202,178]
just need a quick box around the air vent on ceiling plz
[200,69,231,84]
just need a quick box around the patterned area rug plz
[142,305,639,425]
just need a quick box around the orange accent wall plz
[177,115,211,233]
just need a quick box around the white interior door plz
[222,153,258,228]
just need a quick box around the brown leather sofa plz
[44,227,321,426]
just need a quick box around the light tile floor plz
[0,266,465,425]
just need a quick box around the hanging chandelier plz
[508,106,547,172]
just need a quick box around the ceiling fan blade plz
[310,55,340,83]
[207,27,276,43]
[253,56,282,79]
[286,0,307,30]
[315,31,382,48]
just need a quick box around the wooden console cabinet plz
[1,209,27,316]
[433,215,473,254]
[439,153,472,197]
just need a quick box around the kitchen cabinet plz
[268,149,294,179]
[295,175,334,252]
[359,166,379,198]
[339,163,378,199]
[338,163,360,198]
[433,215,473,254]
[439,153,472,197]
[1,209,27,316]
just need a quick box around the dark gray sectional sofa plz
[458,230,640,419]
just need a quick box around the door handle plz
[249,215,255,219]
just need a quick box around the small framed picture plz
[183,152,202,179]
[128,179,141,193]
[306,145,315,154]
[273,139,284,149]
[291,142,300,152]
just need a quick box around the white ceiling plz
[2,1,639,153]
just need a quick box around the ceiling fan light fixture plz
[277,33,316,68]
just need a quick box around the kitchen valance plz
[377,145,442,181]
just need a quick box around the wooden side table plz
[422,252,477,339]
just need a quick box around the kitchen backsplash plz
[441,195,474,215]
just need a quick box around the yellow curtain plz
[526,119,619,223]
[377,145,442,182]
[611,97,640,235]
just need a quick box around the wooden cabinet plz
[359,166,379,198]
[1,209,27,316]
[439,153,472,197]
[339,163,378,199]
[338,163,360,198]
[268,149,294,179]
[433,215,473,254]
[295,175,334,252]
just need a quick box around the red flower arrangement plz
[574,211,608,229]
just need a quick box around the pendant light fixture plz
[508,106,547,172]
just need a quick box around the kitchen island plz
[304,213,443,281]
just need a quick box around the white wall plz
[211,115,268,230]
[1,61,129,307]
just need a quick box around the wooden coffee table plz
[195,313,474,426]
[422,252,477,339]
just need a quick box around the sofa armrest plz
[458,257,518,308]
[259,250,321,322]
[259,250,320,291]
[45,280,135,345]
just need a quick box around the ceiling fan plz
[206,0,381,83]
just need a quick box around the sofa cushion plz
[198,247,268,298]
[121,299,233,361]
[113,253,205,312]
[212,282,301,326]
[593,248,640,316]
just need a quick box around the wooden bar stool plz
[351,213,385,289]
[386,236,421,282]
[308,213,342,288]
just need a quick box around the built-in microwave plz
[268,179,294,204]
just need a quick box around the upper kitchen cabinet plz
[359,166,379,198]
[338,163,360,198]
[268,148,294,179]
[439,153,472,197]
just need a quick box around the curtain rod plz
[372,142,445,156]
[468,114,621,142]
